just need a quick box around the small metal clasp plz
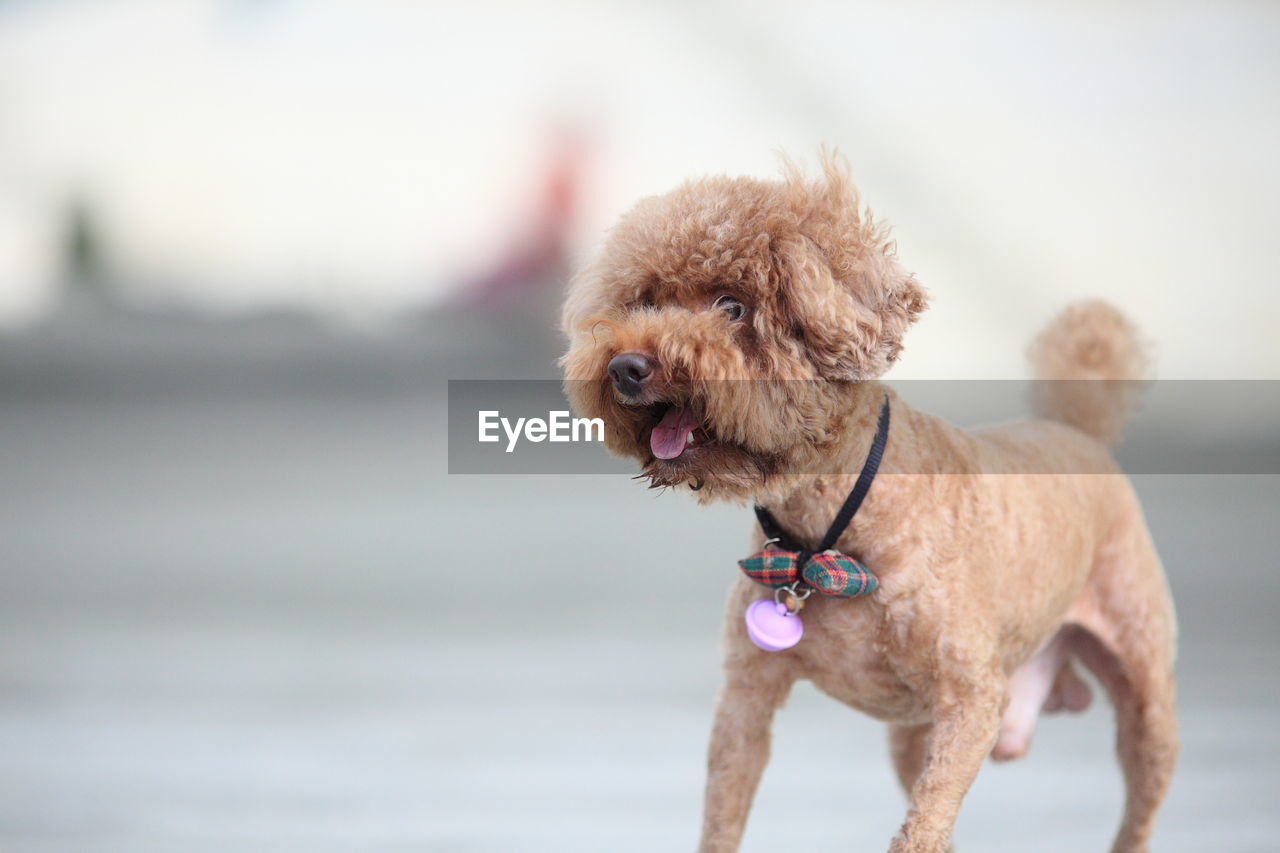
[774,582,811,615]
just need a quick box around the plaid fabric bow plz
[738,547,878,598]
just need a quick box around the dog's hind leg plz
[1070,518,1179,853]
[990,629,1093,762]
[1074,626,1178,853]
[991,630,1070,761]
[697,654,795,853]
[1042,659,1093,713]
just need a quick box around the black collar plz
[753,394,890,561]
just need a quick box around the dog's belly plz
[791,601,928,723]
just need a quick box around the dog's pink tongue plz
[650,406,697,460]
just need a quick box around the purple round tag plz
[744,598,804,652]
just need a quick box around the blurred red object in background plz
[462,126,587,311]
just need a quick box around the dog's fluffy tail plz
[1028,300,1148,446]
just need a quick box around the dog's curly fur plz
[561,153,1177,853]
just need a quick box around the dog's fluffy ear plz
[775,152,927,380]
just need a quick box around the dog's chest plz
[789,598,927,723]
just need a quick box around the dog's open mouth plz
[642,403,712,461]
[621,397,776,492]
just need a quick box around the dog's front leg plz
[889,682,1004,853]
[697,658,794,853]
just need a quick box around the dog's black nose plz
[607,351,655,397]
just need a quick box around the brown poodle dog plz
[560,154,1177,853]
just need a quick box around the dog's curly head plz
[561,153,927,502]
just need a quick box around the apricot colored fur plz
[561,153,1178,853]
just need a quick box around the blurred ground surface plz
[1,309,1278,852]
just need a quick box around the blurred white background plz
[2,0,1278,375]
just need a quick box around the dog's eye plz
[714,295,746,322]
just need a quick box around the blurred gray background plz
[1,2,1278,852]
